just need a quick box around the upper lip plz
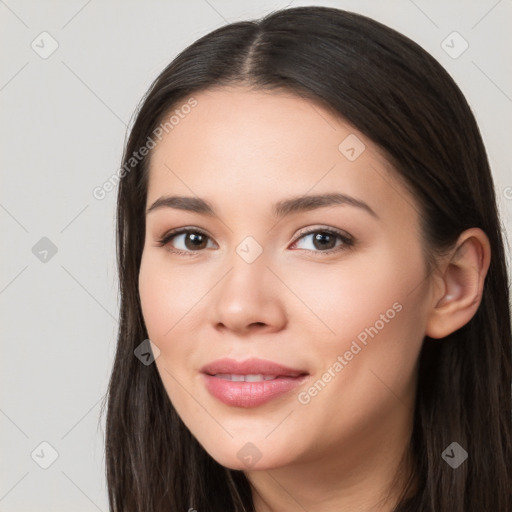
[200,357,308,377]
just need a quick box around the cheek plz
[138,260,170,340]
[138,254,201,340]
[283,244,424,343]
[138,255,202,411]
[296,249,427,421]
[138,251,221,406]
[287,243,427,402]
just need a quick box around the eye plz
[156,226,354,256]
[290,227,354,255]
[156,228,216,255]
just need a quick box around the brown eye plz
[311,232,337,250]
[157,229,215,254]
[291,228,354,254]
[183,232,208,250]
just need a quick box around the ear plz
[425,228,491,339]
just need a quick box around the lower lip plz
[202,374,308,408]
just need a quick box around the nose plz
[209,252,288,336]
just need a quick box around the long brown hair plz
[102,6,512,511]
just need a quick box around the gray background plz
[1,0,511,510]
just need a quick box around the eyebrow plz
[145,192,378,219]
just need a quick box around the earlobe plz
[425,228,491,339]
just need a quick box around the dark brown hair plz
[102,6,512,511]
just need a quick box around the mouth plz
[200,358,309,408]
[200,357,307,377]
[212,374,283,381]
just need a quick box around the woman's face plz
[138,86,433,473]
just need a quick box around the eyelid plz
[292,224,352,242]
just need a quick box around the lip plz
[200,357,307,377]
[200,357,309,408]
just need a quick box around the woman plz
[103,6,512,511]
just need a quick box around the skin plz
[138,86,491,511]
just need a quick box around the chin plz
[202,442,292,472]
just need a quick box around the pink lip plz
[200,357,307,377]
[200,358,309,408]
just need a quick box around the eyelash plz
[156,226,355,257]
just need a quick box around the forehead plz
[146,86,417,225]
